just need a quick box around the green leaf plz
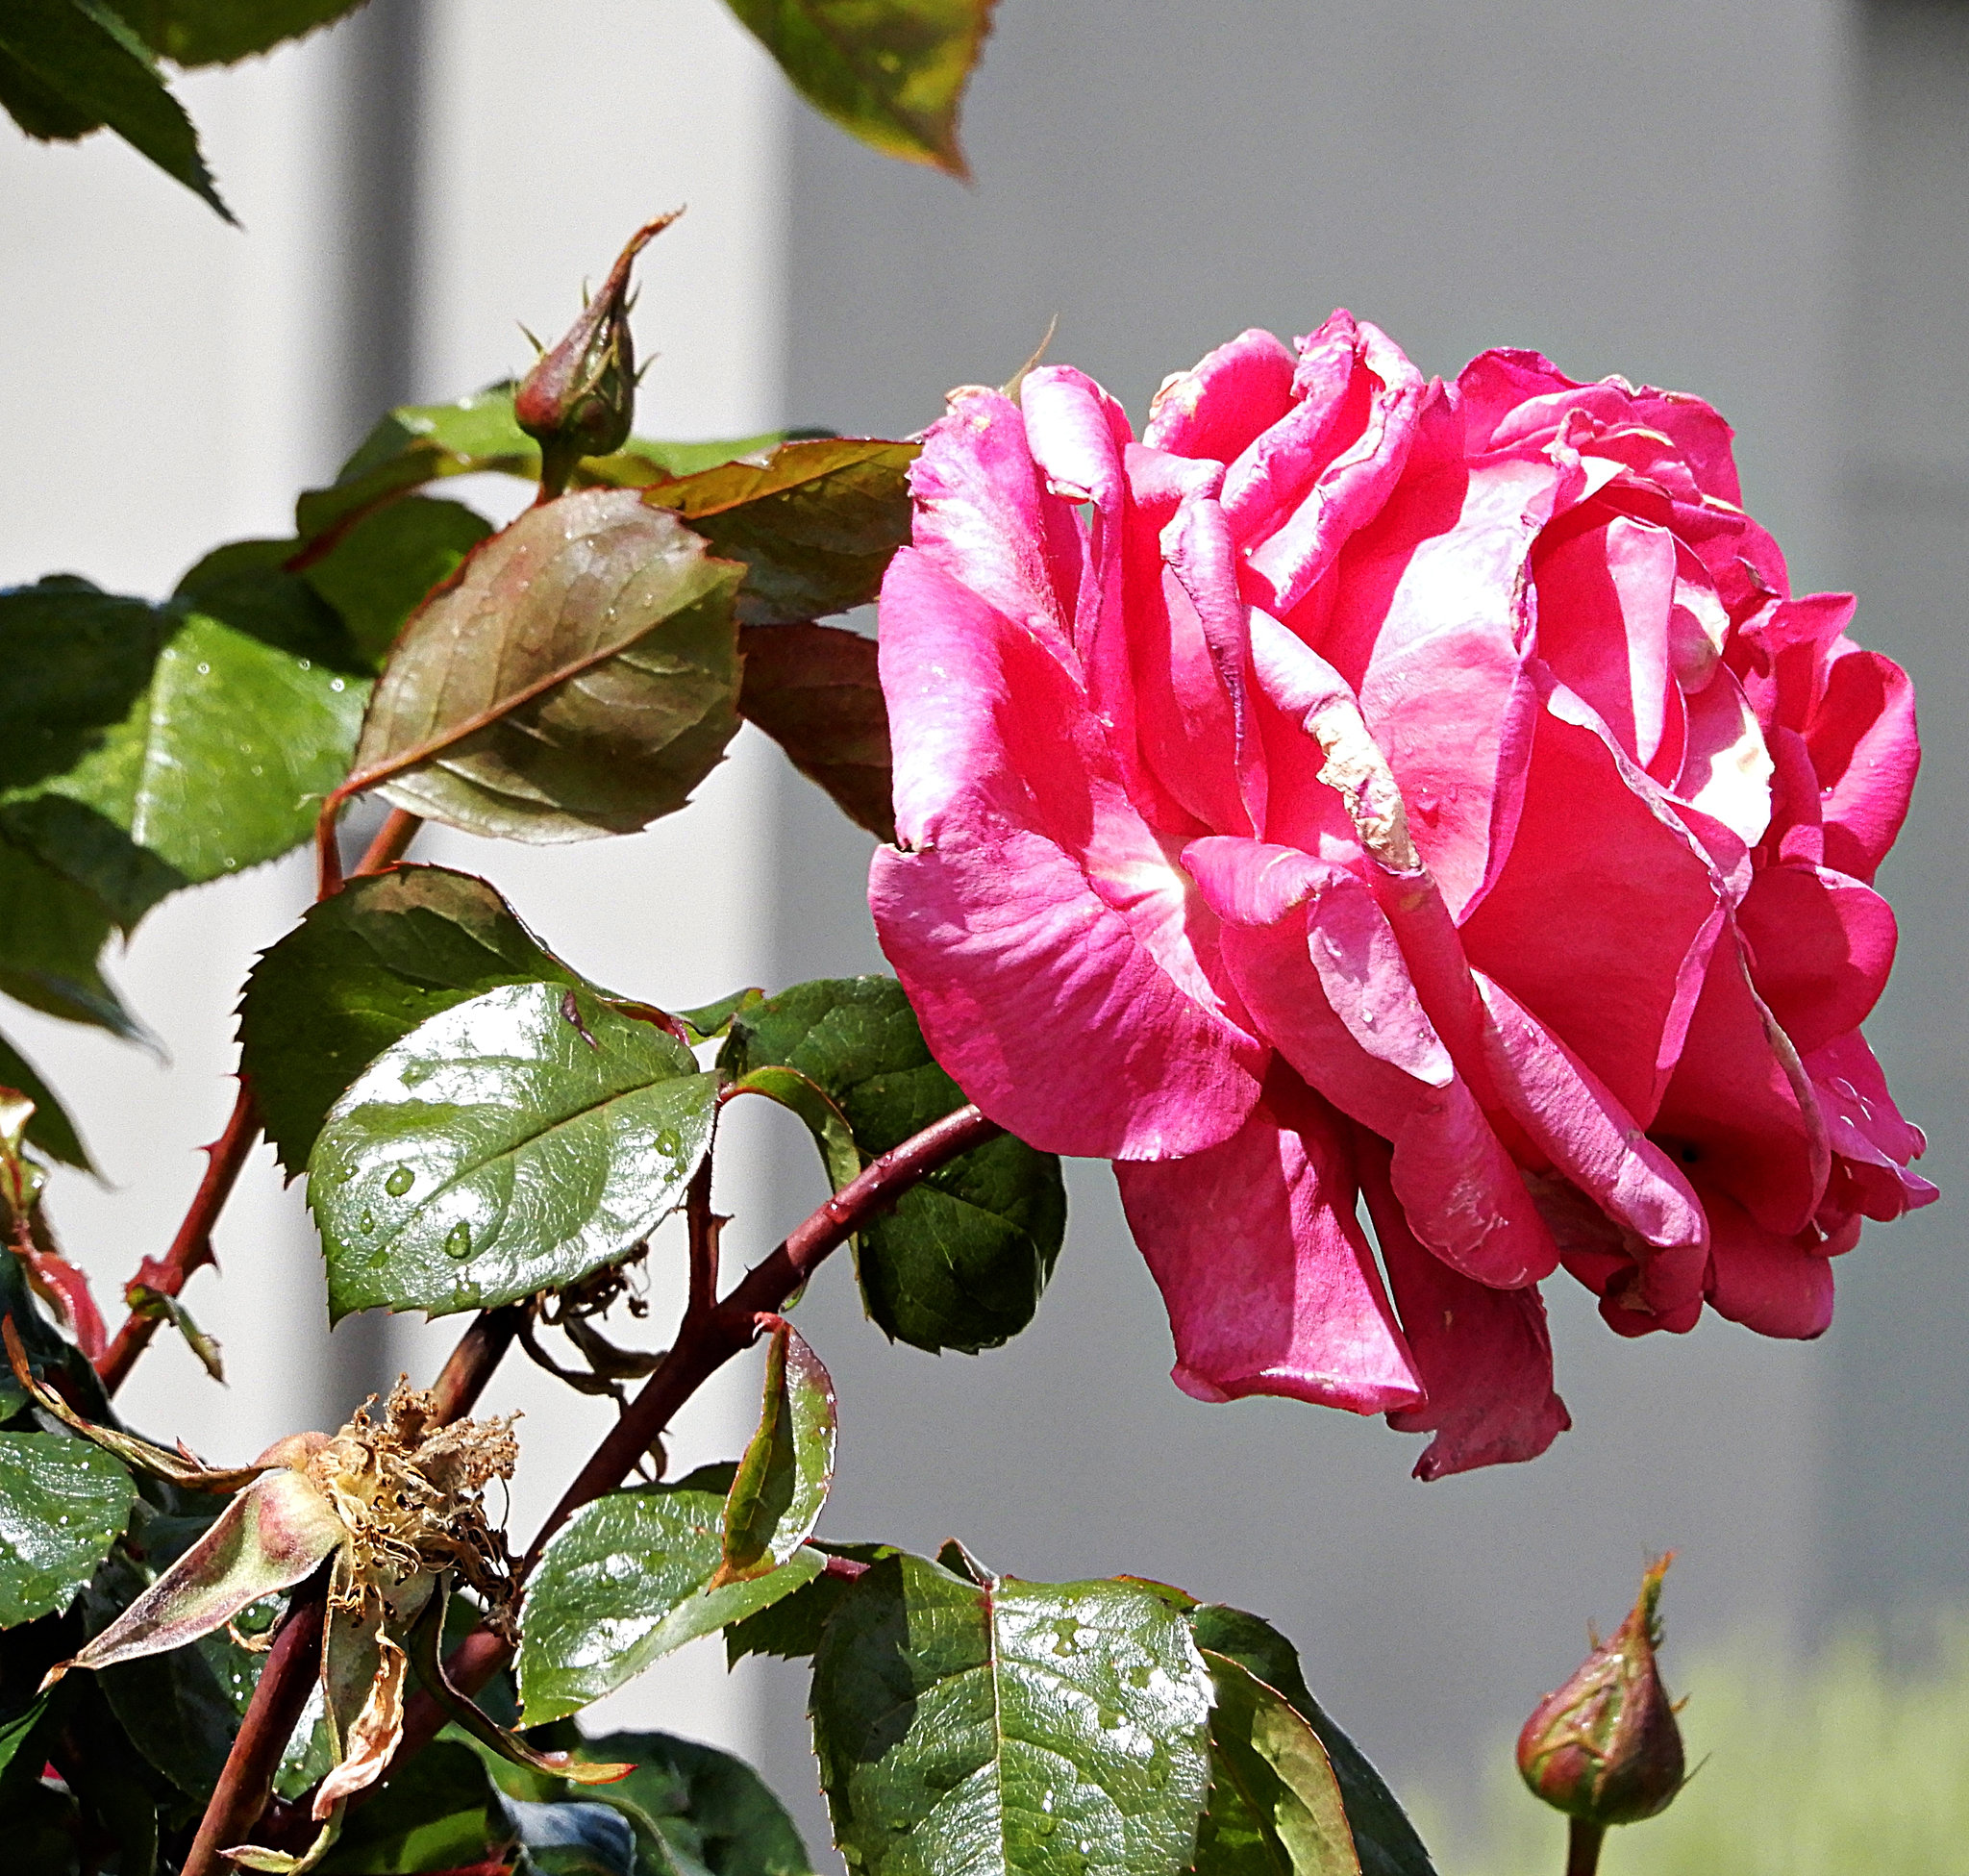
[0,832,137,1039]
[117,0,368,66]
[294,382,798,544]
[580,1730,815,1876]
[0,0,230,215]
[342,489,742,843]
[300,495,494,673]
[518,1475,825,1725]
[644,438,917,626]
[674,988,764,1044]
[0,1690,54,1782]
[1195,1652,1360,1876]
[239,863,584,1177]
[311,981,717,1319]
[721,0,994,178]
[0,1430,137,1626]
[723,1541,898,1666]
[0,1027,92,1170]
[0,571,369,930]
[714,1320,835,1587]
[319,1738,501,1874]
[1187,1607,1437,1876]
[720,977,1065,1353]
[737,624,892,840]
[810,1552,1215,1876]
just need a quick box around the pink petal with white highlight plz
[1144,328,1299,464]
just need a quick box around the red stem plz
[379,1103,1003,1785]
[181,1576,328,1876]
[1566,1819,1606,1876]
[355,807,424,877]
[427,1304,525,1426]
[95,1082,260,1397]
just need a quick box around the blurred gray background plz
[2,0,1964,1857]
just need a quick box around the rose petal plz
[1116,1072,1422,1413]
[1650,925,1831,1235]
[1459,685,1727,1124]
[1702,1186,1836,1338]
[1188,836,1558,1288]
[1356,1132,1571,1479]
[1808,642,1919,885]
[1144,327,1299,464]
[1736,863,1897,1058]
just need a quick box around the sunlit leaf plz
[810,1551,1214,1876]
[0,1431,137,1626]
[343,490,742,843]
[519,1467,824,1725]
[713,1319,835,1587]
[239,863,584,1176]
[311,983,718,1319]
[722,0,995,178]
[300,495,493,672]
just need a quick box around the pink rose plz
[868,315,1932,1477]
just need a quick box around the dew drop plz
[385,1166,413,1197]
[444,1221,472,1259]
[330,677,346,692]
[195,661,212,676]
[358,1211,375,1235]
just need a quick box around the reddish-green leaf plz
[713,1317,836,1587]
[738,622,892,839]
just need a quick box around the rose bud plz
[515,211,678,495]
[1518,1555,1685,1861]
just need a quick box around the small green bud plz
[1518,1555,1685,1831]
[515,211,679,495]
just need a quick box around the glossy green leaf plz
[0,1026,92,1170]
[0,0,229,215]
[721,0,994,178]
[518,1471,825,1725]
[319,1738,501,1874]
[312,981,717,1319]
[1196,1652,1360,1876]
[720,976,1065,1353]
[118,0,368,65]
[715,1320,835,1587]
[239,863,584,1177]
[295,382,797,544]
[577,1730,815,1876]
[737,623,892,840]
[0,1431,137,1626]
[1187,1607,1437,1876]
[300,494,493,672]
[644,438,917,625]
[674,988,764,1044]
[344,489,742,843]
[0,569,369,930]
[810,1552,1215,1876]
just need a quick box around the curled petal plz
[1808,643,1918,885]
[1144,327,1298,463]
[1357,1133,1571,1479]
[1735,863,1896,1058]
[1116,1072,1422,1413]
[45,1470,345,1688]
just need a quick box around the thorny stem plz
[95,1082,260,1397]
[377,1103,1005,1788]
[1566,1819,1606,1876]
[181,1572,329,1876]
[101,814,429,1395]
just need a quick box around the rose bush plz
[869,313,1932,1477]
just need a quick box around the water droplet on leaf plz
[443,1221,472,1259]
[385,1166,413,1197]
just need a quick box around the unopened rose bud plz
[515,211,679,495]
[1518,1555,1685,1846]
